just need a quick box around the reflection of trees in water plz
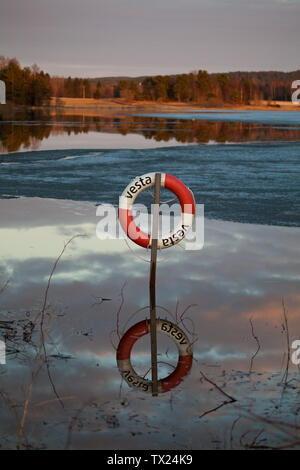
[0,124,53,153]
[1,112,300,152]
[134,118,300,144]
[0,108,52,152]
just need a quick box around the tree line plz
[1,56,299,106]
[0,57,52,106]
[51,69,300,105]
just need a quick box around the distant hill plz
[89,70,300,85]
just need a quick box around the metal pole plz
[149,173,161,396]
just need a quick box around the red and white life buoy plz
[118,173,195,249]
[116,319,193,393]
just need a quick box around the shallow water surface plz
[0,109,299,449]
[0,198,300,449]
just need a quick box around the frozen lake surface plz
[1,142,299,226]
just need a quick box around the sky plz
[0,0,299,77]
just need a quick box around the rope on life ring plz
[118,173,195,250]
[116,319,193,393]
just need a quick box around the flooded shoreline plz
[0,109,299,449]
[1,197,300,449]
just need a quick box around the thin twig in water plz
[0,280,9,295]
[116,282,127,340]
[249,317,261,374]
[281,297,290,387]
[230,416,241,450]
[179,304,198,323]
[175,300,179,325]
[32,396,76,408]
[239,429,251,448]
[241,410,300,448]
[64,404,88,450]
[143,361,176,379]
[245,429,265,449]
[40,236,84,410]
[199,371,237,419]
[16,235,83,450]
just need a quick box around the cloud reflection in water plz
[0,198,300,449]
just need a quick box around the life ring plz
[118,173,195,249]
[116,319,193,393]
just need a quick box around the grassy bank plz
[49,97,300,112]
[1,99,299,120]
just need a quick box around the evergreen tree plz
[65,77,74,97]
[197,70,212,99]
[73,78,82,97]
[217,73,230,102]
[94,80,102,99]
[83,79,91,98]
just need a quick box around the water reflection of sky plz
[1,198,300,449]
[5,131,192,153]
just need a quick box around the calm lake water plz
[0,109,300,449]
[1,109,300,226]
